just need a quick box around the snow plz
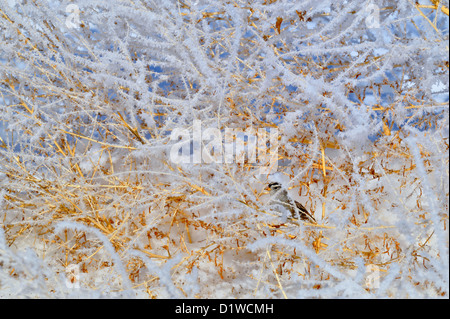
[432,80,447,93]
[0,0,448,299]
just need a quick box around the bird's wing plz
[294,200,316,223]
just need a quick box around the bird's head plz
[267,182,282,194]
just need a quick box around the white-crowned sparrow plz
[267,182,316,224]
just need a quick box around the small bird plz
[267,182,316,224]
